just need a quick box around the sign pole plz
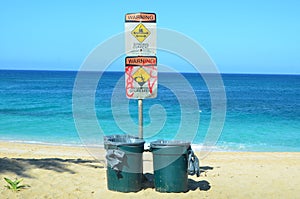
[138,99,143,139]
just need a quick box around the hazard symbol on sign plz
[131,23,151,43]
[125,56,157,99]
[132,67,151,86]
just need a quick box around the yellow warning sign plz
[131,23,150,43]
[132,67,150,86]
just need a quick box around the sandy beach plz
[0,141,299,199]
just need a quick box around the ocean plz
[0,70,299,152]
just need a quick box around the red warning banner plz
[125,56,157,66]
[125,13,156,23]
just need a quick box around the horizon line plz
[0,68,299,76]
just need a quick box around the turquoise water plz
[0,70,299,151]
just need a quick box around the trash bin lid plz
[150,140,191,148]
[104,134,145,146]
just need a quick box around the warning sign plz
[125,12,156,56]
[125,56,157,99]
[131,23,150,43]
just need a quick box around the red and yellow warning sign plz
[125,56,157,99]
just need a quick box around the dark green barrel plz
[150,140,190,193]
[104,135,145,192]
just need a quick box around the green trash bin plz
[150,140,191,193]
[104,135,145,192]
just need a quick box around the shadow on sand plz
[1,157,213,192]
[142,165,213,192]
[0,157,104,178]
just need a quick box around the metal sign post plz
[138,99,143,138]
[125,12,157,139]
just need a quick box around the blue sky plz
[0,0,299,74]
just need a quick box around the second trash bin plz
[104,135,145,192]
[150,140,191,193]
